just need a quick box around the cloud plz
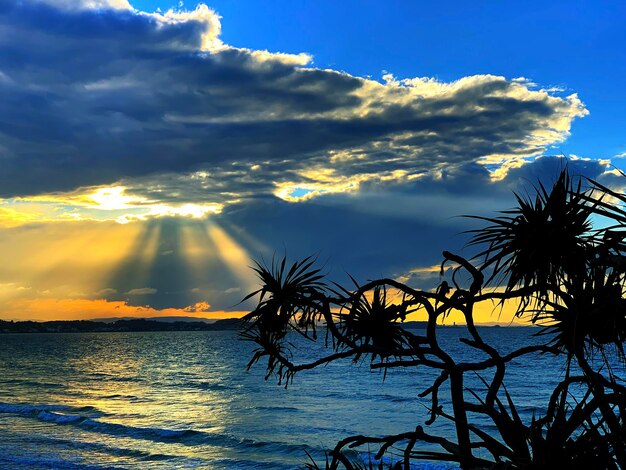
[207,155,615,282]
[183,301,211,312]
[0,0,586,209]
[95,288,118,297]
[33,0,132,11]
[0,157,618,317]
[125,287,157,295]
[0,1,614,319]
[0,217,264,311]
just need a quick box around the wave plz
[3,431,180,463]
[207,457,298,469]
[0,403,101,416]
[107,376,145,383]
[2,378,67,389]
[318,390,416,403]
[82,373,144,383]
[183,381,241,392]
[99,394,152,403]
[254,405,300,412]
[0,455,121,470]
[0,401,319,455]
[37,410,85,424]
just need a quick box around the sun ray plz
[0,222,145,300]
[33,222,144,289]
[205,222,259,293]
[105,220,162,296]
[179,221,220,290]
[217,220,271,259]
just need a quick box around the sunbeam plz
[179,221,221,293]
[0,222,143,300]
[206,222,259,295]
[105,220,162,298]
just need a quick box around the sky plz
[0,0,623,322]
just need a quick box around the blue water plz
[0,328,578,468]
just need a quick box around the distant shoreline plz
[0,318,242,334]
[0,318,529,334]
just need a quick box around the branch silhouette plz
[242,168,626,469]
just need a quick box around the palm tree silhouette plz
[467,168,626,467]
[242,168,626,469]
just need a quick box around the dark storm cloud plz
[0,1,601,313]
[205,156,614,292]
[213,196,467,288]
[0,0,586,199]
[503,155,609,188]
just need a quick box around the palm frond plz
[465,169,594,305]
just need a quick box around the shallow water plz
[0,328,588,468]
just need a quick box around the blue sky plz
[0,0,623,320]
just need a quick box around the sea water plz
[0,328,584,469]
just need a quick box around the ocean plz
[0,328,579,469]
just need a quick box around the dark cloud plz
[213,197,465,287]
[0,2,609,314]
[502,155,608,188]
[206,156,614,291]
[0,156,616,311]
[0,0,585,200]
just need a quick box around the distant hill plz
[402,321,527,328]
[0,318,242,334]
[91,316,216,324]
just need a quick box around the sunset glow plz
[1,2,624,469]
[0,0,622,325]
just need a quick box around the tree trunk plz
[574,346,626,468]
[450,369,473,469]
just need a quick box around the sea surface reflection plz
[0,328,576,468]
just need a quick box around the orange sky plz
[0,215,527,325]
[1,298,247,322]
[0,291,525,325]
[0,218,260,322]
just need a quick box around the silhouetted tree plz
[242,169,626,469]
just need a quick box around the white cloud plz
[33,0,132,11]
[126,287,157,295]
[147,4,223,51]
